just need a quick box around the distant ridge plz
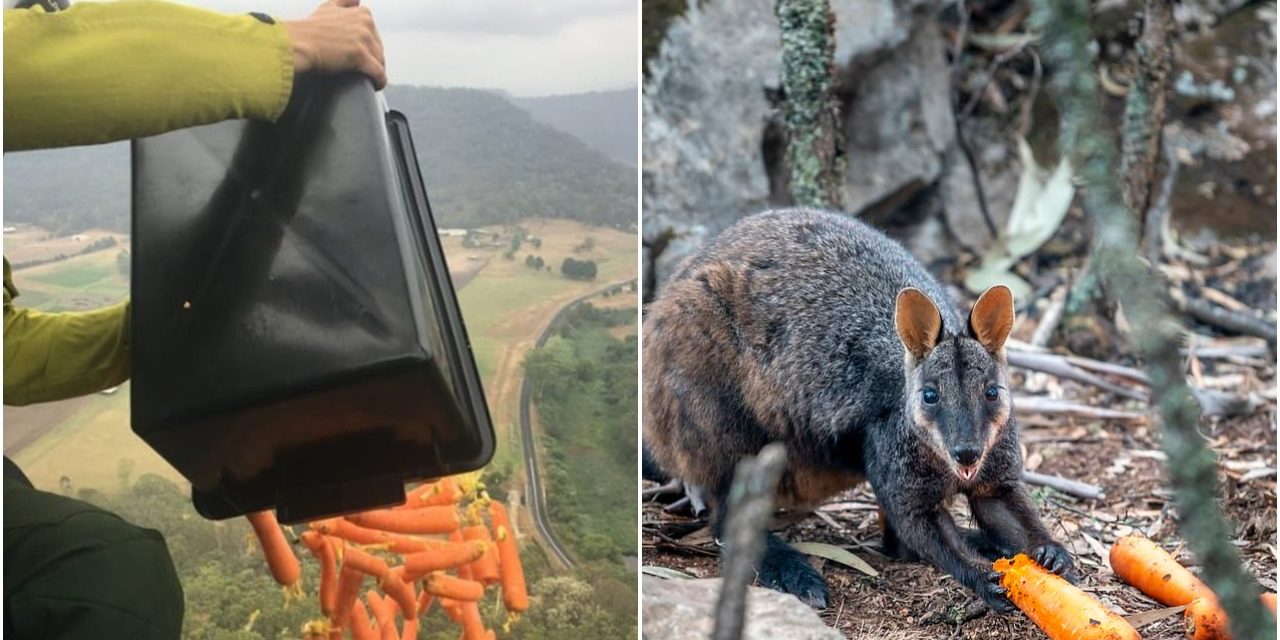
[511,88,638,167]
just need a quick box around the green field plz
[11,249,129,312]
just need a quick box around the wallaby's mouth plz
[956,463,979,481]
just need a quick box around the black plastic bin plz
[130,75,493,523]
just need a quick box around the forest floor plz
[642,237,1277,640]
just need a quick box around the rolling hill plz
[511,88,638,166]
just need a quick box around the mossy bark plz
[1031,2,1276,639]
[775,0,845,210]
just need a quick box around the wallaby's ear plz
[969,285,1014,354]
[895,288,943,360]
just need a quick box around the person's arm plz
[3,262,131,406]
[3,0,387,152]
[4,0,294,151]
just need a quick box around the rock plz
[642,0,948,297]
[839,15,955,217]
[641,576,843,640]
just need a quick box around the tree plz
[115,250,130,276]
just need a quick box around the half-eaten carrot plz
[380,566,418,619]
[995,554,1140,640]
[1109,536,1215,606]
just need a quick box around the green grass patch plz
[28,261,112,289]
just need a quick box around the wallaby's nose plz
[952,446,981,466]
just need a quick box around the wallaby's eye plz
[984,385,999,401]
[922,387,939,405]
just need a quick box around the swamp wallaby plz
[643,209,1073,611]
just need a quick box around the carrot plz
[347,506,460,535]
[381,566,418,618]
[458,600,486,640]
[402,541,487,579]
[340,542,392,581]
[489,502,529,613]
[440,597,463,623]
[484,631,495,640]
[462,525,500,586]
[332,565,367,629]
[367,589,397,630]
[400,616,419,640]
[1110,536,1215,606]
[424,571,485,602]
[312,518,435,554]
[349,599,378,640]
[245,510,301,591]
[1183,592,1277,640]
[300,532,339,616]
[399,478,460,509]
[995,554,1140,640]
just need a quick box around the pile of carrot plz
[993,535,1276,640]
[245,474,530,639]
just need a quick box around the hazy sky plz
[186,0,638,96]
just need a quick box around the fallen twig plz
[1015,395,1145,421]
[1023,470,1105,500]
[713,443,788,640]
[1008,350,1148,401]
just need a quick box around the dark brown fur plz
[643,209,1073,610]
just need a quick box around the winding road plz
[518,279,635,571]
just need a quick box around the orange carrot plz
[246,510,301,589]
[484,631,495,640]
[300,532,339,616]
[995,554,1140,640]
[347,506,460,534]
[440,597,462,623]
[1183,593,1278,640]
[458,600,486,640]
[332,565,366,628]
[340,542,392,581]
[462,525,500,586]
[402,541,487,579]
[367,589,397,631]
[349,599,378,640]
[399,478,460,509]
[381,566,418,619]
[400,616,419,640]
[1110,536,1216,606]
[451,530,475,582]
[424,571,485,601]
[311,518,435,554]
[489,502,529,613]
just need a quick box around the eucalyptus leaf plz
[791,542,879,577]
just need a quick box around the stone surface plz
[642,0,950,297]
[641,576,843,640]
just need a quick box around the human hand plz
[283,0,387,89]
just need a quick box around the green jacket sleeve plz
[4,0,293,151]
[3,261,131,406]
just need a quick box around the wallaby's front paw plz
[759,551,828,609]
[1032,543,1076,582]
[978,571,1016,614]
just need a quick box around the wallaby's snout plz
[951,445,980,467]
